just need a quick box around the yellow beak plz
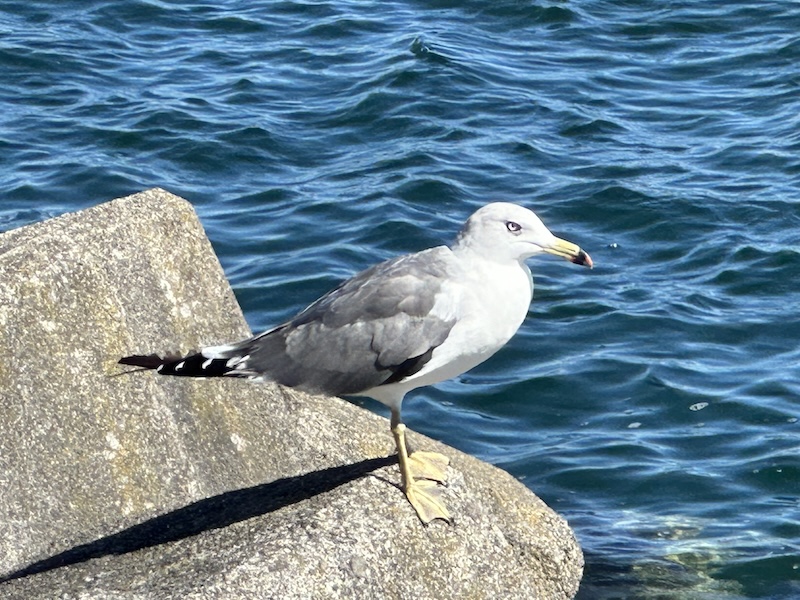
[544,236,593,268]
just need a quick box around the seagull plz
[120,202,592,523]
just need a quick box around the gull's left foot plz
[391,421,452,524]
[405,478,451,524]
[408,450,450,483]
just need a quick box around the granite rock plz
[0,189,583,599]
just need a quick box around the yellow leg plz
[392,421,451,524]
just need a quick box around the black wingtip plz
[118,354,166,369]
[119,352,238,378]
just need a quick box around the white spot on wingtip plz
[156,365,164,373]
[202,358,214,370]
[175,361,185,372]
[226,354,250,369]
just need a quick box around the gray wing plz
[214,246,458,396]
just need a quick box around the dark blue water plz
[2,2,799,597]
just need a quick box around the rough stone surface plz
[0,189,583,599]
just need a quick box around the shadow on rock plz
[0,454,396,584]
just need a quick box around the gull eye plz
[506,221,522,234]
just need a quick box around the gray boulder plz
[0,189,583,599]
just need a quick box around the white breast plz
[368,256,533,406]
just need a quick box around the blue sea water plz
[1,1,799,597]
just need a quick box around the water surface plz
[2,2,799,598]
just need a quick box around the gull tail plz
[118,352,235,377]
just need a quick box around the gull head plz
[452,202,593,267]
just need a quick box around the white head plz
[452,202,592,267]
